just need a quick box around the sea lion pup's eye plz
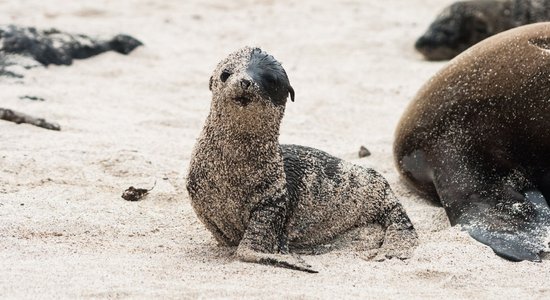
[220,69,232,82]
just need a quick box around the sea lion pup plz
[187,47,418,272]
[395,23,550,261]
[415,0,550,60]
[0,24,142,76]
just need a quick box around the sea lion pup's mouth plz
[234,95,252,107]
[233,78,253,106]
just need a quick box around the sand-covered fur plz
[187,47,418,272]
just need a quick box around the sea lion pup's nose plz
[240,79,251,90]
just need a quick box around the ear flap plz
[289,86,295,102]
[209,76,213,91]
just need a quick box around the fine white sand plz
[1,0,549,298]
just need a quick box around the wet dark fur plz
[416,0,550,60]
[247,49,295,106]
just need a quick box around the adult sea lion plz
[395,23,550,261]
[187,46,418,272]
[416,0,550,60]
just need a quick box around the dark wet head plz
[415,2,493,60]
[209,46,294,108]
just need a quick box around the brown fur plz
[396,23,550,261]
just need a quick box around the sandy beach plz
[1,0,549,298]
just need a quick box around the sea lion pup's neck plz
[198,105,284,162]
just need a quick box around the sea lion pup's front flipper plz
[234,195,318,273]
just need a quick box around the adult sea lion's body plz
[395,23,550,261]
[187,47,418,272]
[416,0,550,60]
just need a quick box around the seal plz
[395,23,550,261]
[0,24,142,77]
[415,0,550,60]
[187,46,418,272]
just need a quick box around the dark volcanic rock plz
[0,25,142,77]
[0,25,142,130]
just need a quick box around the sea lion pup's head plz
[415,1,493,60]
[208,46,295,133]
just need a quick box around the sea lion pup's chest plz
[187,129,287,240]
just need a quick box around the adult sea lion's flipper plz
[438,180,550,261]
[463,190,550,262]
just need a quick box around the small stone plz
[358,146,371,158]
